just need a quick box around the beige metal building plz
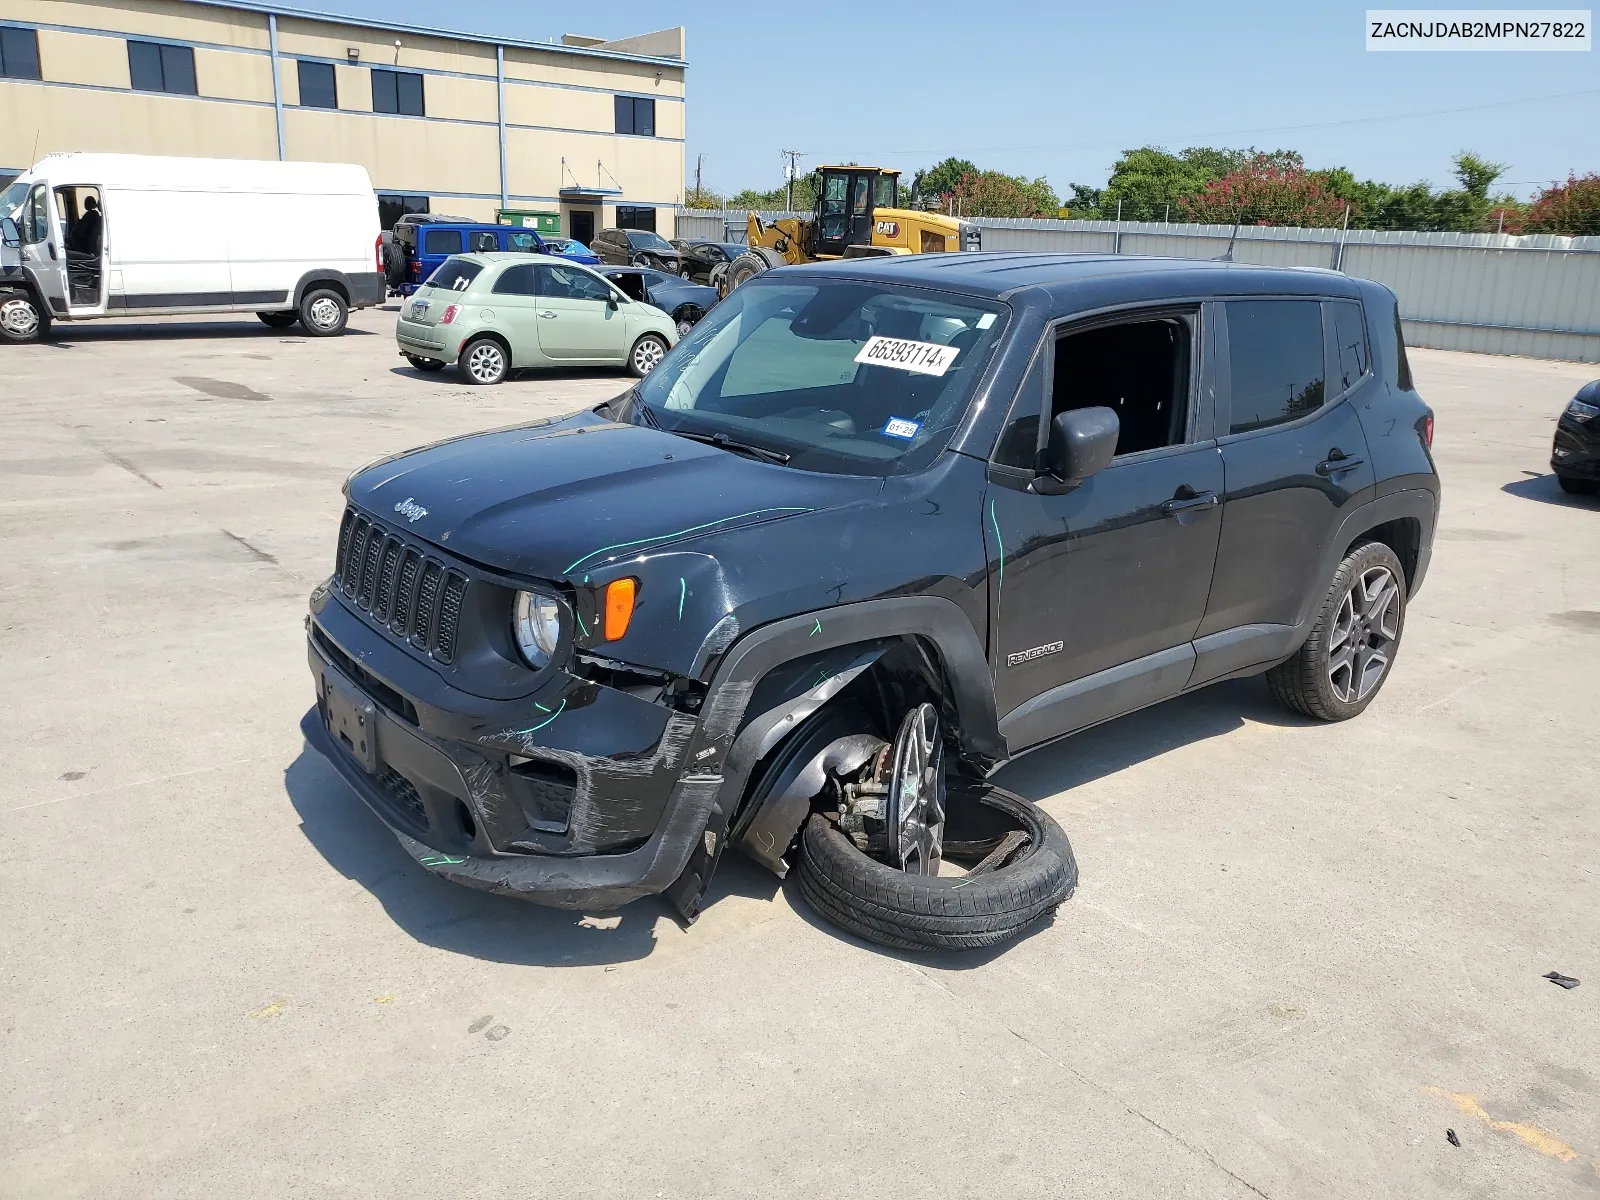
[0,0,687,240]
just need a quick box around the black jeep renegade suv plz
[306,253,1438,946]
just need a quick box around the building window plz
[0,26,41,80]
[377,193,429,230]
[297,60,337,109]
[616,206,656,232]
[614,95,655,137]
[128,40,197,95]
[372,68,424,116]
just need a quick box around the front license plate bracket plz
[323,674,378,773]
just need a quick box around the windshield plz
[0,180,28,218]
[421,256,482,292]
[633,278,1007,477]
[627,231,674,252]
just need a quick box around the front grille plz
[333,507,469,664]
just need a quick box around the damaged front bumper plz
[305,582,724,910]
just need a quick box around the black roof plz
[779,252,1367,308]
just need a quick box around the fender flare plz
[293,268,353,307]
[1298,487,1438,630]
[662,596,1002,921]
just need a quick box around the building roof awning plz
[559,185,623,199]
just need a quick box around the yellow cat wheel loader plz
[716,166,982,297]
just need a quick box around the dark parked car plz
[675,240,746,285]
[591,227,682,272]
[597,265,718,335]
[306,253,1437,952]
[1551,379,1600,495]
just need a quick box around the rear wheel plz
[298,287,348,337]
[405,354,446,372]
[0,291,45,343]
[628,333,669,377]
[257,311,298,329]
[1268,540,1407,721]
[1556,473,1599,496]
[458,336,509,385]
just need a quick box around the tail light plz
[1422,413,1434,448]
[374,234,384,272]
[410,260,421,278]
[440,304,459,325]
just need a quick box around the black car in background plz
[674,241,746,285]
[591,227,682,273]
[1552,379,1600,495]
[596,266,719,335]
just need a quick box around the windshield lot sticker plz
[883,417,921,439]
[856,336,961,376]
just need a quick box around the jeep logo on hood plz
[393,497,428,523]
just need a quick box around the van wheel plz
[628,333,669,377]
[0,292,44,343]
[298,288,348,336]
[405,354,446,373]
[459,336,509,385]
[257,311,298,329]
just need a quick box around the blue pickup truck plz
[384,215,600,296]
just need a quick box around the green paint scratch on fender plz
[810,618,822,637]
[562,507,814,575]
[420,854,467,867]
[678,577,686,620]
[989,499,1004,593]
[517,698,566,734]
[575,610,589,638]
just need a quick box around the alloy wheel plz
[467,342,505,383]
[632,337,665,375]
[1328,565,1400,703]
[1,296,40,338]
[884,704,946,875]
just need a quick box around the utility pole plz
[781,149,803,212]
[694,153,702,206]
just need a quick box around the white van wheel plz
[0,293,43,343]
[298,288,348,337]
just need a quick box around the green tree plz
[909,157,977,207]
[947,170,1059,218]
[1099,146,1302,221]
[1178,155,1349,227]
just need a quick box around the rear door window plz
[422,229,462,255]
[1224,300,1327,434]
[468,230,499,253]
[423,257,481,292]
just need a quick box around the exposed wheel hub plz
[1328,565,1399,703]
[828,704,946,876]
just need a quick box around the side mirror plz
[606,294,620,310]
[0,217,18,248]
[1038,407,1119,493]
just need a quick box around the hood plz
[347,411,883,582]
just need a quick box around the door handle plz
[1160,491,1219,516]
[1316,455,1365,476]
[538,310,557,318]
[47,243,57,260]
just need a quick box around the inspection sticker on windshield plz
[855,336,961,376]
[882,417,921,440]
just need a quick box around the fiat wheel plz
[629,333,669,377]
[459,336,509,385]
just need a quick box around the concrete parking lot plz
[2,306,1597,1199]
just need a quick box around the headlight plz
[1566,397,1599,422]
[513,591,562,668]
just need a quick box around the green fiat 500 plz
[395,253,678,385]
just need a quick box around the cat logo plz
[1007,640,1064,667]
[875,220,900,237]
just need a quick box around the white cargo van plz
[0,153,384,343]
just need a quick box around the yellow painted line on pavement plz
[1422,1087,1579,1163]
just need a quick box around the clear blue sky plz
[331,0,1596,200]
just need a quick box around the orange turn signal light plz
[604,578,636,641]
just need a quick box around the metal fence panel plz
[674,210,1600,361]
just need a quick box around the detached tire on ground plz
[796,784,1077,953]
